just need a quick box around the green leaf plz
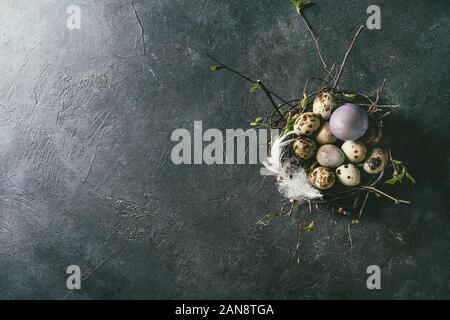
[250,82,262,93]
[291,0,313,12]
[405,170,416,183]
[351,219,359,225]
[250,117,263,126]
[300,94,309,111]
[386,158,414,185]
[283,116,295,132]
[386,175,401,185]
[265,212,278,220]
[343,92,358,101]
[308,161,318,172]
[210,64,220,72]
[305,221,314,232]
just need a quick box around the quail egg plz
[316,144,345,168]
[313,91,337,120]
[336,164,361,186]
[329,103,369,141]
[363,148,388,174]
[315,121,337,145]
[341,140,367,163]
[309,167,335,190]
[363,121,383,146]
[293,112,321,136]
[293,138,317,160]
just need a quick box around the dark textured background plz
[0,0,449,299]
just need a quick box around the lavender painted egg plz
[329,103,369,141]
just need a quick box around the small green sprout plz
[283,116,295,132]
[210,64,222,72]
[305,221,314,232]
[250,117,263,126]
[385,159,415,185]
[291,0,313,13]
[300,94,309,112]
[250,82,262,93]
[342,92,358,101]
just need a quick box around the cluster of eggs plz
[292,92,388,190]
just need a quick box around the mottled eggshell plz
[363,122,383,146]
[336,164,361,186]
[329,103,369,141]
[315,122,337,144]
[293,112,321,136]
[293,138,317,160]
[363,148,387,174]
[341,140,367,164]
[313,91,337,119]
[316,144,345,168]
[308,167,335,190]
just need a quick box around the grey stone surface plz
[0,0,449,299]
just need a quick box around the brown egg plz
[293,112,321,136]
[363,122,383,145]
[313,91,337,119]
[293,138,317,160]
[363,148,388,174]
[309,167,335,190]
[315,121,337,144]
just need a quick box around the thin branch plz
[368,79,386,114]
[387,148,398,175]
[376,111,392,120]
[297,10,334,81]
[356,191,370,222]
[333,25,364,90]
[258,80,285,119]
[206,52,292,115]
[359,103,399,109]
[347,223,353,249]
[288,200,297,217]
[361,186,411,204]
[321,62,336,90]
[206,51,256,83]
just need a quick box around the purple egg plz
[329,103,369,141]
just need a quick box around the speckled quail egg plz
[336,164,361,186]
[293,138,317,160]
[313,91,337,120]
[341,140,367,164]
[316,144,345,168]
[308,167,335,190]
[363,148,388,174]
[293,112,321,136]
[363,122,383,146]
[315,121,337,145]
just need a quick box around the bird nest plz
[207,1,414,240]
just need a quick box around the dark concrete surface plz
[0,0,449,299]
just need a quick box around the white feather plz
[262,131,296,175]
[262,131,322,203]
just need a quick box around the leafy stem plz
[206,52,288,119]
[385,159,415,185]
